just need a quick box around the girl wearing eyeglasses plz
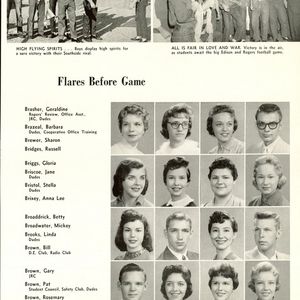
[156,103,199,155]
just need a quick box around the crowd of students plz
[160,0,300,42]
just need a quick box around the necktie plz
[182,255,186,260]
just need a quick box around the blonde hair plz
[252,155,287,190]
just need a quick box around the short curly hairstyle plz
[248,262,280,293]
[208,157,238,181]
[160,103,193,139]
[161,265,193,300]
[112,159,149,197]
[206,105,238,136]
[208,211,238,233]
[118,104,150,132]
[208,263,239,290]
[252,155,287,190]
[255,103,283,122]
[115,209,153,252]
[118,263,147,283]
[163,157,191,185]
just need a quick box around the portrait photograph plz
[201,102,245,154]
[155,155,199,207]
[111,102,154,155]
[111,208,154,260]
[155,261,199,300]
[155,207,199,260]
[200,155,245,207]
[111,261,154,300]
[111,155,154,207]
[200,208,244,260]
[245,261,290,300]
[200,261,244,300]
[155,102,200,155]
[246,102,290,154]
[246,154,290,206]
[245,207,290,260]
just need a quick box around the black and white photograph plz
[155,208,199,260]
[201,102,245,154]
[111,261,154,300]
[155,102,200,155]
[246,102,290,154]
[153,0,300,42]
[155,261,200,300]
[200,155,245,207]
[200,208,244,260]
[200,261,244,300]
[111,155,154,207]
[246,154,290,206]
[155,155,199,207]
[111,102,155,155]
[7,0,151,42]
[111,208,155,260]
[245,207,290,260]
[245,261,290,300]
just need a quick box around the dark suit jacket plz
[157,247,199,260]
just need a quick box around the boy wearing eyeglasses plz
[248,103,290,154]
[156,103,199,155]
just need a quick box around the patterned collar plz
[124,248,146,259]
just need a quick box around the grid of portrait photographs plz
[110,102,290,300]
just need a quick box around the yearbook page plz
[2,0,300,299]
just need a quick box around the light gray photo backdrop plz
[111,208,155,260]
[155,261,200,300]
[155,207,199,259]
[200,261,244,300]
[200,154,245,206]
[155,155,199,207]
[155,102,200,153]
[245,207,290,255]
[200,207,245,260]
[111,102,155,154]
[246,154,290,205]
[246,102,290,152]
[111,155,155,205]
[201,102,245,154]
[111,261,154,300]
[245,261,290,300]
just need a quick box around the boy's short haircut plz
[255,103,282,122]
[254,211,281,230]
[118,263,147,282]
[166,212,192,230]
[163,157,191,184]
[208,211,238,233]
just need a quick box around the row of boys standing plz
[7,0,98,42]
